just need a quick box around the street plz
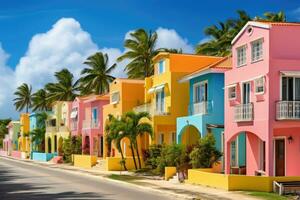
[0,157,174,200]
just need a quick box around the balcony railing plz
[188,101,211,115]
[276,101,300,120]
[234,103,253,122]
[83,120,100,129]
[133,103,169,116]
[46,126,57,132]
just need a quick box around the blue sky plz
[0,0,300,119]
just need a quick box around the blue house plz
[176,57,246,171]
[29,112,47,152]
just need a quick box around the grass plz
[245,191,295,200]
[106,174,144,183]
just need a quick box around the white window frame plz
[193,80,208,103]
[280,75,300,101]
[230,138,239,167]
[157,60,165,75]
[251,38,263,63]
[255,76,265,95]
[155,90,165,113]
[241,81,251,104]
[237,45,247,67]
[111,91,120,104]
[228,86,237,100]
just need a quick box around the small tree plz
[62,136,72,162]
[189,133,222,169]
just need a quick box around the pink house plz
[70,94,109,156]
[225,21,300,177]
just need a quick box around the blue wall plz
[32,152,58,162]
[177,73,225,141]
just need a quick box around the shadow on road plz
[0,166,111,200]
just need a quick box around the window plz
[171,132,176,143]
[237,45,246,67]
[156,90,165,113]
[111,92,120,104]
[255,77,264,94]
[251,39,263,62]
[228,86,237,100]
[281,76,300,101]
[159,133,164,144]
[259,141,266,171]
[194,81,208,103]
[157,60,165,74]
[92,108,98,121]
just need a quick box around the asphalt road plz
[0,157,175,200]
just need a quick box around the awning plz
[281,71,300,76]
[70,110,78,119]
[224,83,237,88]
[148,84,165,94]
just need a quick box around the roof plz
[152,52,222,62]
[232,21,300,45]
[179,56,232,83]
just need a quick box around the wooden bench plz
[273,181,300,195]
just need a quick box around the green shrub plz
[189,133,222,168]
[143,144,162,169]
[62,135,82,163]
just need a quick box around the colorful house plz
[134,53,222,145]
[3,121,20,155]
[103,78,146,170]
[176,57,233,171]
[79,94,109,156]
[18,113,30,154]
[29,112,47,152]
[45,101,71,154]
[224,21,300,177]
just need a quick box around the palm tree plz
[79,52,116,95]
[45,69,78,104]
[117,29,158,79]
[32,89,50,111]
[124,111,153,169]
[105,115,128,170]
[30,128,45,151]
[14,83,32,113]
[195,10,285,56]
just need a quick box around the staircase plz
[168,173,180,184]
[92,158,107,171]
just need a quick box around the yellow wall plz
[165,167,177,180]
[103,79,145,158]
[20,113,30,136]
[187,168,300,192]
[106,157,144,171]
[145,53,221,145]
[73,154,97,169]
[18,136,30,152]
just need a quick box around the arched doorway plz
[47,137,51,153]
[180,125,201,146]
[83,136,90,155]
[54,135,57,153]
[58,137,63,155]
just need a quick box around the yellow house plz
[133,53,222,145]
[18,113,30,153]
[103,78,148,170]
[45,101,71,154]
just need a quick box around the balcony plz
[234,103,253,122]
[83,119,99,129]
[133,103,169,116]
[276,101,300,120]
[188,101,211,115]
[59,126,69,132]
[46,126,57,132]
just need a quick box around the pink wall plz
[70,98,84,137]
[11,150,22,158]
[225,23,300,176]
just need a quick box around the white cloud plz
[0,18,195,119]
[155,27,194,53]
[290,7,300,20]
[198,36,212,45]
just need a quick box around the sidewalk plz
[0,155,260,200]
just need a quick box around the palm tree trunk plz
[130,141,138,170]
[135,140,142,169]
[119,148,128,171]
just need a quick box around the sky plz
[0,0,300,119]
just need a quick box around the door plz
[275,139,285,176]
[242,82,250,104]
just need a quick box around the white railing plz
[188,101,210,115]
[276,101,300,120]
[59,126,69,132]
[83,119,99,129]
[46,126,57,132]
[234,103,253,122]
[133,103,154,116]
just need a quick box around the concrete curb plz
[0,156,196,200]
